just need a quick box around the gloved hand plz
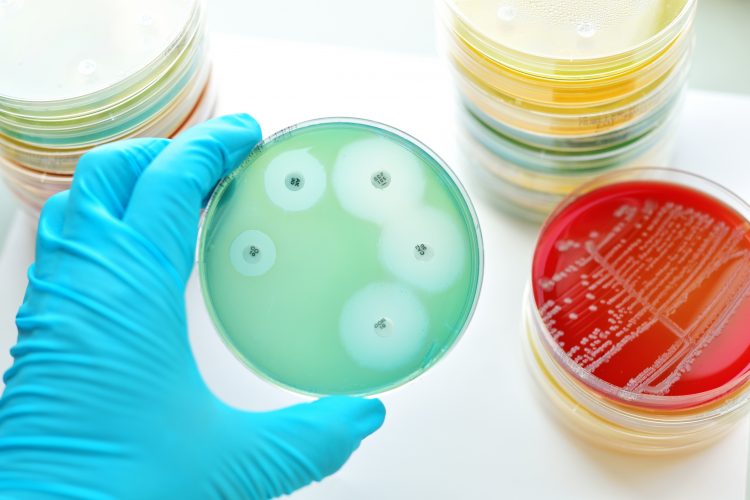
[0,114,385,499]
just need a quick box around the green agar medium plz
[199,119,483,395]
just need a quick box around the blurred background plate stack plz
[0,0,215,214]
[440,0,697,220]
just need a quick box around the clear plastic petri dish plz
[460,95,681,174]
[441,0,697,80]
[524,168,750,453]
[0,67,214,174]
[0,24,207,143]
[0,70,215,218]
[1,43,209,147]
[171,71,218,135]
[0,159,70,215]
[199,118,484,396]
[0,156,73,188]
[452,44,690,138]
[444,21,693,109]
[461,85,682,154]
[459,120,677,221]
[0,76,215,215]
[0,0,202,118]
[463,154,565,221]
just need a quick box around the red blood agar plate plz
[525,168,750,452]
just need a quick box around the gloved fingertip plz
[221,113,262,168]
[315,396,386,438]
[356,398,386,437]
[226,112,262,134]
[171,113,262,176]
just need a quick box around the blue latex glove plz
[0,114,385,499]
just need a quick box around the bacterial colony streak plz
[536,185,750,398]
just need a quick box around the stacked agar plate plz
[0,0,214,214]
[440,0,697,220]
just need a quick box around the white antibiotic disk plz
[378,206,465,293]
[339,282,429,371]
[229,230,277,277]
[332,137,426,224]
[264,149,327,211]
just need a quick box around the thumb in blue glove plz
[0,114,385,499]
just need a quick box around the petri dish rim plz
[459,86,681,154]
[530,167,750,411]
[444,22,693,109]
[461,96,681,173]
[0,44,208,147]
[522,290,750,455]
[454,62,688,138]
[0,0,204,114]
[198,117,485,396]
[0,21,207,133]
[441,0,697,79]
[0,68,214,176]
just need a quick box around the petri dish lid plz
[530,168,750,410]
[0,0,198,106]
[199,118,483,396]
[443,0,696,79]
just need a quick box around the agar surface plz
[200,122,482,395]
[534,182,750,400]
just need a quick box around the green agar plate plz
[199,119,483,395]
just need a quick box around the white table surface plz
[1,34,749,499]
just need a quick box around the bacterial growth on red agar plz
[532,181,750,407]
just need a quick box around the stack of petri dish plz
[440,0,697,220]
[525,168,750,454]
[0,0,215,214]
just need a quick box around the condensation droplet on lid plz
[576,22,597,39]
[78,59,97,76]
[139,13,154,26]
[496,4,517,22]
[569,313,579,320]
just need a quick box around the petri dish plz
[0,72,214,213]
[524,168,750,452]
[0,0,201,114]
[460,121,676,221]
[444,23,693,109]
[0,67,213,174]
[1,46,209,147]
[461,88,681,154]
[441,0,696,79]
[461,97,681,174]
[0,27,207,142]
[199,118,483,395]
[452,46,690,138]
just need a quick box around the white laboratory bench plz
[1,34,749,499]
